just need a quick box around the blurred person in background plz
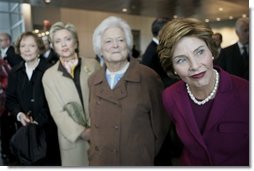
[141,18,177,88]
[216,17,249,80]
[0,32,23,165]
[41,35,59,66]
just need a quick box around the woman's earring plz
[212,56,214,60]
[174,71,177,75]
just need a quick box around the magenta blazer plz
[162,67,249,166]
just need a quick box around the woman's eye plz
[105,40,112,44]
[197,49,204,55]
[176,58,186,64]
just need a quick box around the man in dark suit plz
[216,17,249,80]
[0,32,21,164]
[142,18,180,166]
[0,32,23,67]
[141,18,177,88]
[41,36,59,66]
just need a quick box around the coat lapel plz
[93,59,140,105]
[204,68,234,132]
[55,61,81,104]
[176,84,205,145]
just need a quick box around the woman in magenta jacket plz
[157,18,249,166]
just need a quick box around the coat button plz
[114,125,119,129]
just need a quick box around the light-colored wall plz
[59,8,154,58]
[210,20,238,48]
[32,7,239,58]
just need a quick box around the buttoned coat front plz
[88,59,169,166]
[42,57,100,166]
[162,67,249,166]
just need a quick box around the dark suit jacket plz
[216,43,248,80]
[162,67,249,165]
[141,40,177,87]
[43,48,59,66]
[5,46,23,67]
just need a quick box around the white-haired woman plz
[42,22,100,166]
[88,16,169,166]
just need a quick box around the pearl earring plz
[212,56,214,60]
[174,71,177,75]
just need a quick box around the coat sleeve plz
[147,72,170,154]
[5,70,22,117]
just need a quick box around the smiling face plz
[101,27,129,64]
[172,36,214,90]
[19,35,39,62]
[52,29,77,59]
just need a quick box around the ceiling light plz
[122,8,128,12]
[34,29,39,33]
[242,14,247,18]
[44,0,51,4]
[229,16,234,20]
[205,19,209,23]
[216,18,221,21]
[173,15,178,19]
[218,7,223,11]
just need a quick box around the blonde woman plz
[42,22,100,166]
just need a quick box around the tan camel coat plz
[42,58,100,166]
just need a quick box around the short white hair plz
[92,16,133,56]
[235,17,249,33]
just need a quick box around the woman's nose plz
[189,58,199,71]
[61,40,67,47]
[112,40,119,47]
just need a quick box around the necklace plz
[186,69,219,105]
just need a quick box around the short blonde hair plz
[49,21,79,54]
[158,18,218,78]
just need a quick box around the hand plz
[19,112,32,126]
[80,128,91,142]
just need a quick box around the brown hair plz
[157,18,218,78]
[15,31,45,55]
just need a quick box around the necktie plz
[242,46,248,60]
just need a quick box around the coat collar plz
[13,56,49,73]
[92,58,141,86]
[91,58,141,105]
